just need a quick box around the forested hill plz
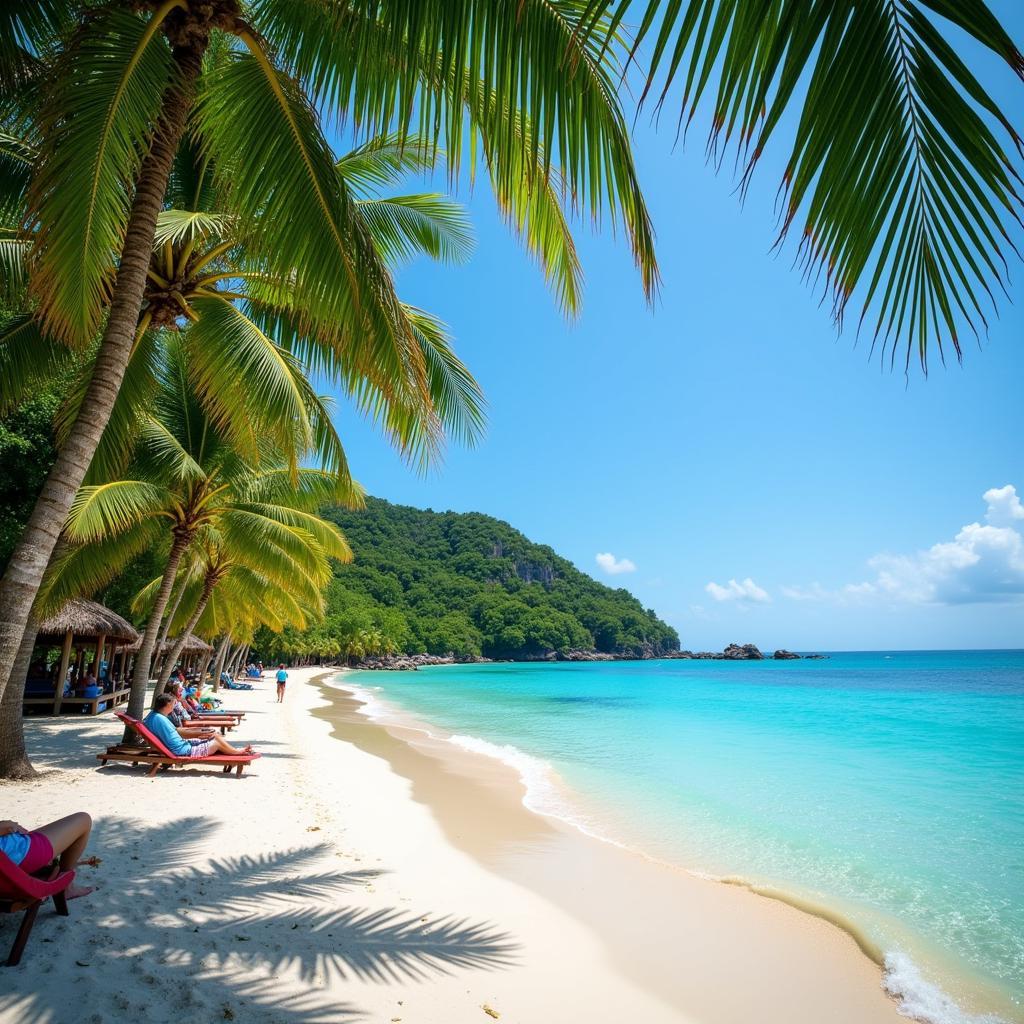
[280,498,680,661]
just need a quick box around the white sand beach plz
[0,667,908,1024]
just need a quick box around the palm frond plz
[337,132,440,191]
[230,502,353,562]
[57,327,163,483]
[356,193,474,265]
[0,313,75,415]
[64,479,169,543]
[27,3,175,346]
[241,467,365,511]
[0,130,35,222]
[36,518,164,617]
[252,0,659,300]
[585,0,1024,369]
[0,236,30,303]
[153,209,230,249]
[183,295,318,470]
[406,305,486,448]
[0,0,74,91]
[137,415,209,483]
[465,82,584,316]
[193,44,431,422]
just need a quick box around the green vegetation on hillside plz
[257,497,679,662]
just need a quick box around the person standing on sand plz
[276,664,288,703]
[0,813,95,899]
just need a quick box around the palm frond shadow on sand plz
[0,816,519,1023]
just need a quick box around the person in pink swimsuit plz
[0,812,94,898]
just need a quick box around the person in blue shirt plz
[0,813,94,899]
[143,694,253,757]
[275,664,288,703]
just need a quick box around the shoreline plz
[333,670,1022,1024]
[316,672,912,1024]
[0,666,1010,1024]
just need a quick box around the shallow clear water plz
[348,652,1024,1020]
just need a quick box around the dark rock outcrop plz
[723,643,764,660]
[773,649,801,660]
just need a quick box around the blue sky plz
[325,6,1023,652]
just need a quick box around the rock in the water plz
[773,649,800,660]
[723,643,764,660]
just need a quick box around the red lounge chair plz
[0,852,74,966]
[97,712,260,777]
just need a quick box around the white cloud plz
[782,485,1024,606]
[596,552,636,575]
[705,577,770,603]
[984,484,1024,528]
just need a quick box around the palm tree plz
[0,0,658,708]
[39,335,354,723]
[0,122,494,773]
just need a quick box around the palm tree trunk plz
[0,619,40,779]
[229,644,246,677]
[156,570,218,693]
[0,34,209,725]
[211,634,229,691]
[127,525,193,722]
[153,575,187,679]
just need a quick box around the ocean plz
[342,651,1024,1023]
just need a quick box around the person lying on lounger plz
[161,681,198,726]
[0,813,94,898]
[143,694,254,757]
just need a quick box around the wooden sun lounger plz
[96,712,260,777]
[0,853,74,966]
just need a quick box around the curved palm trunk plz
[153,575,187,679]
[0,619,41,779]
[0,36,209,733]
[211,633,229,691]
[128,526,192,721]
[156,570,218,692]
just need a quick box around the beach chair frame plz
[0,853,74,966]
[96,712,259,777]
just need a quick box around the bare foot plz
[67,885,94,900]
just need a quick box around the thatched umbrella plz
[34,599,140,713]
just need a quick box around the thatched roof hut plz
[36,599,140,643]
[179,633,213,653]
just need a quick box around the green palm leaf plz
[0,0,73,90]
[193,46,431,420]
[0,130,35,223]
[182,295,352,480]
[0,313,75,416]
[585,0,1024,368]
[241,467,365,511]
[56,327,163,484]
[27,2,175,346]
[406,305,486,448]
[153,208,230,250]
[336,132,439,191]
[36,518,164,618]
[252,0,658,299]
[64,479,170,543]
[230,502,353,562]
[356,193,474,265]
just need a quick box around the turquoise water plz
[346,652,1024,1021]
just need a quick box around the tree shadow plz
[0,816,518,1023]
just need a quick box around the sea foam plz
[884,952,1007,1024]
